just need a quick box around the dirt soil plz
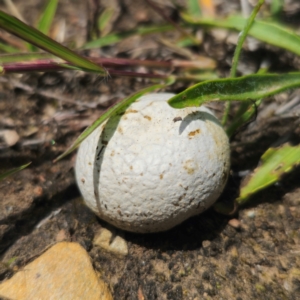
[0,0,300,299]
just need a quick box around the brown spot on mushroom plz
[88,162,92,166]
[110,150,115,157]
[81,178,85,184]
[188,129,201,138]
[125,109,138,114]
[173,117,182,122]
[130,166,133,170]
[144,115,151,121]
[140,173,143,176]
[178,194,186,201]
[183,160,196,175]
[117,127,123,134]
[160,174,164,180]
[117,210,123,216]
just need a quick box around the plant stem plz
[222,0,265,126]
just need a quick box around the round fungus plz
[75,93,230,233]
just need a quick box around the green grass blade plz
[182,14,300,57]
[82,25,173,49]
[29,0,58,52]
[0,41,20,53]
[226,67,268,137]
[54,78,175,162]
[98,7,115,33]
[223,0,264,125]
[226,99,261,137]
[237,144,300,205]
[168,72,300,109]
[230,0,264,78]
[0,162,31,181]
[271,0,283,18]
[187,0,202,17]
[0,11,107,75]
[37,0,58,34]
[0,52,53,63]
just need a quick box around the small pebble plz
[202,240,211,248]
[93,228,128,256]
[33,186,43,197]
[0,130,20,147]
[0,242,113,300]
[56,229,68,242]
[246,210,256,218]
[228,218,241,229]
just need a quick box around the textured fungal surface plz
[75,93,230,233]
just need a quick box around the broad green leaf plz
[168,72,300,109]
[82,25,174,49]
[54,78,175,162]
[0,162,31,181]
[237,144,300,205]
[0,11,107,75]
[182,14,300,57]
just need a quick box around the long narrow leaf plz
[54,78,175,162]
[82,25,173,49]
[0,11,107,75]
[223,0,264,125]
[237,144,300,205]
[30,0,58,51]
[0,52,53,63]
[182,14,300,57]
[0,41,20,53]
[38,0,58,34]
[168,73,300,109]
[187,0,202,17]
[0,162,31,181]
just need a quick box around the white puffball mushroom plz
[75,93,230,233]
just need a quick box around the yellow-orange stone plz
[0,242,112,300]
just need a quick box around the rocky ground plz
[0,0,300,299]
